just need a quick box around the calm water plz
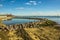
[3,19,38,25]
[3,16,60,25]
[31,16,60,24]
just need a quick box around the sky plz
[0,0,60,16]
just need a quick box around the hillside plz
[0,20,60,40]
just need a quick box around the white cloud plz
[11,10,60,16]
[25,1,37,5]
[16,7,24,10]
[25,1,42,6]
[0,4,3,7]
[37,11,60,16]
[33,2,37,5]
[22,11,60,16]
[25,2,31,5]
[29,1,37,5]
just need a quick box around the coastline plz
[0,18,60,40]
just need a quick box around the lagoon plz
[3,19,38,25]
[3,16,60,25]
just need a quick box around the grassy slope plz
[0,31,9,40]
[0,19,60,40]
[24,26,60,40]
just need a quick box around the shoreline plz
[5,19,58,29]
[0,17,59,28]
[0,18,60,40]
[3,16,60,26]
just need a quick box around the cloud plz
[25,1,37,5]
[22,11,60,16]
[25,1,42,6]
[33,2,37,5]
[16,7,24,10]
[0,4,3,7]
[35,11,60,16]
[12,10,60,16]
[25,2,31,5]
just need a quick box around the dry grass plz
[24,26,60,40]
[0,26,60,40]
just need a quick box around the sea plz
[3,16,60,25]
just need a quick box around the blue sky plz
[0,0,60,16]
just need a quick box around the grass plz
[0,26,60,40]
[0,19,59,40]
[24,26,60,40]
[0,23,7,29]
[39,20,57,26]
[0,31,9,40]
